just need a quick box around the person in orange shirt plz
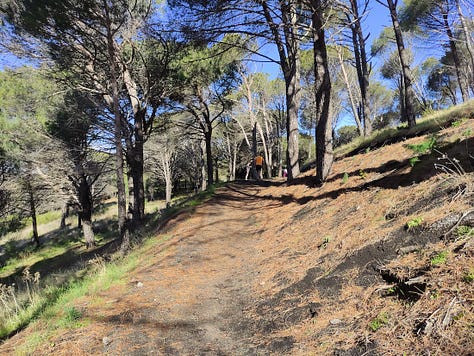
[255,154,264,180]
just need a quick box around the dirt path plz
[3,182,277,355]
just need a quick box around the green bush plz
[406,135,437,155]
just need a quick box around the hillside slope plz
[1,118,473,355]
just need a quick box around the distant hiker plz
[255,154,264,180]
[283,168,288,178]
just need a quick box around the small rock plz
[330,318,342,325]
[136,282,144,288]
[102,336,112,346]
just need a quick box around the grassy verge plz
[335,100,474,158]
[0,233,172,346]
[0,182,222,346]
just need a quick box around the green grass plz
[455,225,474,239]
[406,217,423,230]
[463,269,474,283]
[430,251,449,266]
[406,135,438,155]
[0,233,172,345]
[369,312,389,332]
[341,172,349,184]
[0,242,80,278]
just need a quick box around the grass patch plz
[406,135,438,155]
[0,232,172,346]
[455,225,474,239]
[369,312,389,332]
[0,243,80,278]
[406,217,423,230]
[430,250,448,266]
[463,269,474,283]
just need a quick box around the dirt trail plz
[2,182,278,355]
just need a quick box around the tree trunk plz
[312,0,333,183]
[214,157,219,183]
[349,0,372,136]
[256,122,271,178]
[262,109,274,177]
[60,202,69,230]
[204,129,214,187]
[284,54,301,180]
[27,184,40,247]
[78,174,95,248]
[387,0,416,128]
[260,0,300,180]
[82,220,95,249]
[251,122,258,179]
[337,47,363,135]
[442,11,469,102]
[164,173,172,208]
[104,6,129,252]
[276,119,283,177]
[455,0,474,95]
[128,142,145,226]
[200,139,207,191]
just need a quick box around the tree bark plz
[442,10,469,102]
[78,173,95,248]
[387,0,416,128]
[260,1,300,180]
[127,140,145,226]
[349,0,372,136]
[27,183,40,247]
[336,47,363,135]
[200,139,207,191]
[312,0,333,183]
[455,0,474,95]
[104,3,129,252]
[204,129,214,187]
[163,156,173,208]
[60,202,69,230]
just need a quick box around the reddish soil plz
[1,119,473,355]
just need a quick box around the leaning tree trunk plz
[387,0,416,128]
[312,0,333,183]
[455,0,474,94]
[442,11,469,102]
[337,47,363,135]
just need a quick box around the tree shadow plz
[247,137,474,206]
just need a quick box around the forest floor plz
[1,117,474,355]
